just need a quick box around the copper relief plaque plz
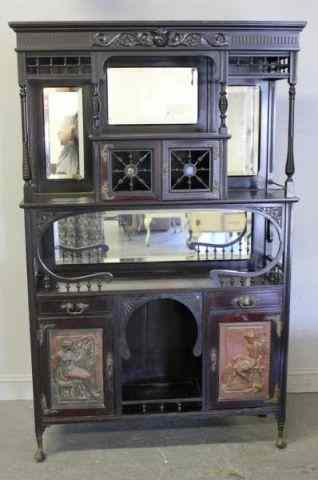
[49,329,104,409]
[218,321,271,402]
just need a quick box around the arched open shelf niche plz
[122,299,202,406]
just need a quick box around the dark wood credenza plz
[9,20,306,461]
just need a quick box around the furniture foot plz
[276,420,287,449]
[34,432,46,462]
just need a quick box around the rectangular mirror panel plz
[53,209,252,265]
[107,67,198,125]
[227,86,260,176]
[44,87,85,180]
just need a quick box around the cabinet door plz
[206,312,281,409]
[39,317,114,415]
[162,140,221,200]
[99,141,160,201]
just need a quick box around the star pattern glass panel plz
[170,149,211,191]
[111,150,152,192]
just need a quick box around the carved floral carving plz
[257,206,283,227]
[36,211,72,232]
[92,29,228,49]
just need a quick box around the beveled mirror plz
[52,209,252,265]
[227,85,260,176]
[43,86,85,180]
[107,67,198,125]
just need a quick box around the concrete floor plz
[0,394,318,480]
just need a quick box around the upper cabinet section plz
[10,21,306,205]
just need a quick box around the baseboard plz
[0,375,33,400]
[287,369,318,393]
[1,370,318,400]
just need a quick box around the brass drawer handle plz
[60,302,89,315]
[234,295,256,309]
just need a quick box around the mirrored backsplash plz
[53,210,252,265]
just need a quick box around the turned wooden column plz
[285,52,297,196]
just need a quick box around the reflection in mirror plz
[227,86,260,176]
[44,87,84,180]
[107,67,198,125]
[53,210,252,265]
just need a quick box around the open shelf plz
[123,377,201,402]
[121,298,202,411]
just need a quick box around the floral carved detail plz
[92,30,228,49]
[270,315,283,338]
[101,144,114,200]
[36,211,71,233]
[205,32,228,47]
[92,82,101,129]
[40,393,58,415]
[257,206,283,227]
[37,323,56,346]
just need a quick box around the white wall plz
[0,1,317,399]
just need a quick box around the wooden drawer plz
[207,287,283,311]
[38,296,113,317]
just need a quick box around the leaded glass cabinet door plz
[162,140,222,200]
[206,312,281,410]
[39,317,114,415]
[99,141,161,201]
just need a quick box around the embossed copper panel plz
[218,321,271,402]
[49,329,104,409]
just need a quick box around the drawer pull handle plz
[61,302,89,315]
[235,295,256,309]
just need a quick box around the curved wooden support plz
[209,208,283,286]
[187,212,248,251]
[35,211,113,284]
[37,245,113,283]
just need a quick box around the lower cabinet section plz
[39,316,114,415]
[36,294,283,420]
[207,312,281,409]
